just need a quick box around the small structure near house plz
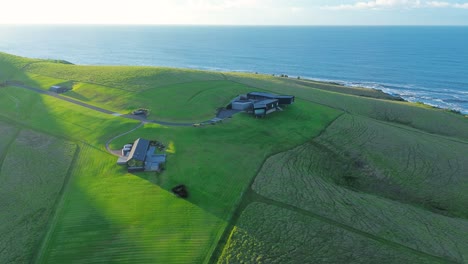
[49,85,70,93]
[132,108,149,116]
[121,143,133,156]
[123,138,167,172]
[172,185,188,198]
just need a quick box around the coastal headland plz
[1,52,467,263]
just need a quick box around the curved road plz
[5,80,238,156]
[6,81,196,127]
[105,122,145,156]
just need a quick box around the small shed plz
[49,85,69,93]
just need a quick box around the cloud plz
[290,6,304,13]
[427,1,468,7]
[453,2,468,7]
[323,0,468,10]
[187,0,267,11]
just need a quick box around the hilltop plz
[1,52,467,263]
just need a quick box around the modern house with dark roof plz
[227,91,295,117]
[126,138,150,171]
[253,99,279,117]
[125,138,167,172]
[247,92,295,105]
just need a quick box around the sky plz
[1,0,468,25]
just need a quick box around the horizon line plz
[1,23,468,27]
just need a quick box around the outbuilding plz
[49,85,69,93]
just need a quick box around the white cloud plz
[323,0,422,10]
[427,1,468,8]
[323,0,468,10]
[290,6,304,13]
[427,1,451,7]
[187,0,267,11]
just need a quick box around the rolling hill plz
[1,52,467,263]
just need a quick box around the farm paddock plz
[0,123,77,264]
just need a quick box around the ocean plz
[1,25,467,113]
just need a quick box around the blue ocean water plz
[1,25,467,113]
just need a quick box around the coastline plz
[160,62,468,114]
[247,71,468,117]
[223,69,467,115]
[2,50,466,115]
[2,26,467,115]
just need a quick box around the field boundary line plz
[24,66,227,93]
[5,82,200,126]
[0,128,21,175]
[251,191,458,264]
[207,111,345,264]
[33,144,81,264]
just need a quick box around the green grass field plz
[224,72,468,140]
[219,203,440,264]
[316,114,468,218]
[249,118,468,262]
[0,123,77,264]
[1,51,468,263]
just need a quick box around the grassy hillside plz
[0,122,77,263]
[225,72,468,140]
[0,52,41,81]
[219,203,441,264]
[1,51,467,263]
[316,114,468,218]
[3,52,466,132]
[244,117,468,263]
[0,83,341,263]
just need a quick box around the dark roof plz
[127,138,150,162]
[254,99,278,108]
[50,86,65,90]
[248,92,277,99]
[248,92,294,99]
[275,95,295,99]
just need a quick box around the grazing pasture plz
[0,121,19,154]
[0,128,76,264]
[251,125,468,262]
[39,144,227,264]
[22,62,225,91]
[1,51,468,263]
[108,101,341,215]
[316,114,468,218]
[225,72,468,140]
[219,203,440,264]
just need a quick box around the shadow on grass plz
[0,69,85,263]
[1,58,227,263]
[38,186,126,263]
[64,90,90,102]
